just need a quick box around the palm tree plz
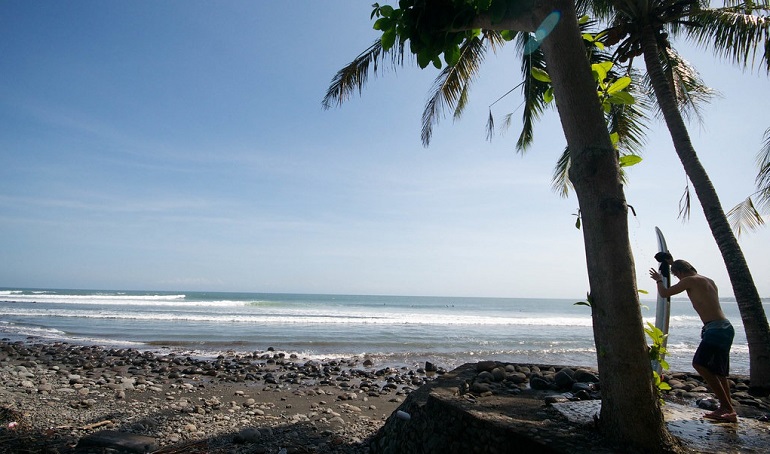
[588,0,770,395]
[393,0,770,392]
[325,1,677,450]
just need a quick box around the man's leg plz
[693,362,735,415]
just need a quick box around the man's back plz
[677,274,725,324]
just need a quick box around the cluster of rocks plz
[460,360,769,412]
[0,340,440,453]
[664,371,769,411]
[370,362,617,454]
[371,361,770,453]
[463,361,601,402]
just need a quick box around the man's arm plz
[649,268,690,298]
[658,277,691,298]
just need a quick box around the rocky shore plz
[1,340,435,453]
[1,339,769,453]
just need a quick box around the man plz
[649,259,737,422]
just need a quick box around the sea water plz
[0,288,761,375]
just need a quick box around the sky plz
[1,1,768,299]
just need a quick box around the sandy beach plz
[2,339,769,453]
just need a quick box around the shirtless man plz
[649,259,737,422]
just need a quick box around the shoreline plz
[2,338,768,453]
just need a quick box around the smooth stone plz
[77,430,158,453]
[573,369,599,383]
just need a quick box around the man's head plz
[671,259,697,277]
[654,252,673,264]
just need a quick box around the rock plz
[470,382,492,394]
[530,376,553,391]
[666,379,685,390]
[574,389,592,400]
[696,397,719,410]
[77,431,157,453]
[544,395,570,405]
[554,369,575,389]
[476,361,497,372]
[507,372,528,384]
[573,369,599,383]
[476,371,494,383]
[571,382,594,393]
[234,427,262,443]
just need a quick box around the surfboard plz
[653,226,671,373]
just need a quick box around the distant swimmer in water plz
[650,259,736,423]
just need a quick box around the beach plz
[2,290,770,452]
[2,339,770,453]
[0,340,421,453]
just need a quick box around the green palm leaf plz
[686,4,770,73]
[551,147,572,197]
[322,38,406,110]
[421,33,495,146]
[755,126,770,210]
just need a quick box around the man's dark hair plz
[654,252,673,263]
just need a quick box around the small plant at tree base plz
[644,322,672,402]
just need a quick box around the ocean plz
[0,288,762,376]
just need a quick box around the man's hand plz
[649,268,663,282]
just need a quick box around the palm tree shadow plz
[1,403,371,454]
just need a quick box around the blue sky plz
[1,1,768,298]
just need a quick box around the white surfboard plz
[653,226,671,372]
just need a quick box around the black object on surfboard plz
[653,227,671,373]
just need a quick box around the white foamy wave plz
[0,321,66,338]
[642,314,702,329]
[0,293,258,308]
[0,307,592,326]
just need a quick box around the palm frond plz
[727,196,766,236]
[755,126,770,210]
[686,6,770,73]
[515,33,550,152]
[322,38,406,110]
[577,0,615,19]
[648,46,718,124]
[551,147,573,198]
[421,34,490,146]
[678,182,692,221]
[486,109,495,142]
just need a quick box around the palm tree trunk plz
[537,2,677,450]
[641,25,770,395]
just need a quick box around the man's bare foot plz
[704,411,738,423]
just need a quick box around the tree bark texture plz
[641,25,770,395]
[534,1,677,450]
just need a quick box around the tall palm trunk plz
[537,2,676,449]
[641,25,770,395]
